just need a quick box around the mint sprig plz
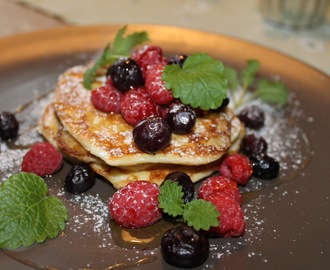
[162,53,228,110]
[158,180,220,231]
[158,180,184,217]
[0,172,68,249]
[83,25,149,89]
[226,59,288,108]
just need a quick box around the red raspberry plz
[218,154,253,185]
[21,142,63,176]
[91,81,122,113]
[205,193,246,238]
[131,45,168,75]
[109,181,162,228]
[120,88,160,126]
[198,175,242,204]
[145,64,174,105]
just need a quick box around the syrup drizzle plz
[0,90,312,269]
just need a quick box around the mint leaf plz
[83,44,110,89]
[158,180,184,217]
[83,25,149,89]
[163,53,228,110]
[255,79,289,106]
[224,65,239,90]
[183,199,220,231]
[242,59,260,89]
[0,172,68,249]
[111,25,150,57]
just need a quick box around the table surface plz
[1,0,330,75]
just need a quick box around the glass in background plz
[260,0,330,29]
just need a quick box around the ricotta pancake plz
[53,65,232,167]
[40,102,244,189]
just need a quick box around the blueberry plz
[165,104,196,134]
[65,163,96,194]
[168,54,188,67]
[241,134,268,157]
[163,171,195,203]
[239,105,265,129]
[161,225,209,268]
[250,154,279,180]
[133,117,172,153]
[107,58,144,92]
[0,111,19,140]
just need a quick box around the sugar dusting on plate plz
[0,83,313,269]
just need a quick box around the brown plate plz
[0,24,330,270]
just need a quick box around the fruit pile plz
[108,154,251,268]
[90,45,197,154]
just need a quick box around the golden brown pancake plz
[40,103,221,189]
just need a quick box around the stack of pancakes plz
[39,65,245,189]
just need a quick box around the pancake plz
[40,100,244,189]
[40,103,223,189]
[53,65,233,167]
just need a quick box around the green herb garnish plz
[158,180,220,231]
[83,25,149,89]
[162,53,228,110]
[0,172,68,249]
[225,59,288,108]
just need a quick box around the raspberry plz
[131,45,168,75]
[120,88,160,126]
[145,64,174,105]
[198,175,242,204]
[109,181,162,228]
[91,82,122,113]
[21,142,63,176]
[205,193,246,238]
[218,154,253,185]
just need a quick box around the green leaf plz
[224,65,239,90]
[183,199,220,231]
[0,172,68,249]
[83,25,149,89]
[162,53,228,110]
[83,44,110,89]
[158,180,184,217]
[242,59,260,89]
[111,25,150,56]
[255,79,289,106]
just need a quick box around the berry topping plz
[21,142,63,176]
[218,154,253,185]
[165,103,196,134]
[64,163,96,194]
[168,54,188,67]
[163,171,195,204]
[205,193,246,238]
[91,83,122,113]
[144,64,174,105]
[161,224,209,268]
[0,111,19,140]
[120,88,160,126]
[109,181,162,228]
[198,175,242,204]
[131,45,168,75]
[241,133,268,157]
[250,154,280,180]
[238,105,265,129]
[133,117,172,153]
[107,58,144,92]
